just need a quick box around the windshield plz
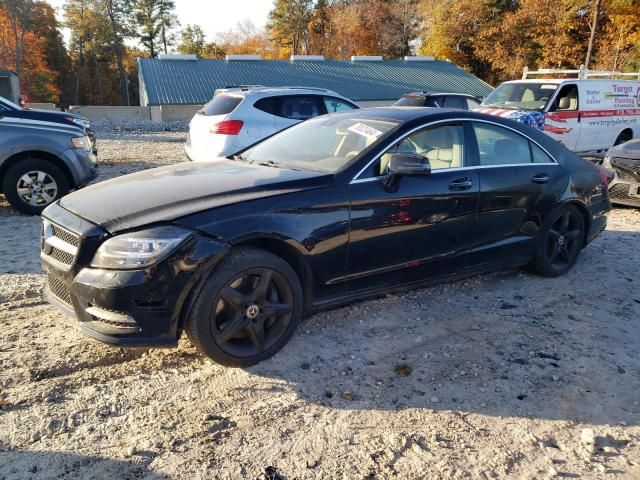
[0,96,21,110]
[482,83,558,110]
[239,114,399,172]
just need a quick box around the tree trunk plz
[107,0,130,105]
[162,24,168,54]
[584,0,601,69]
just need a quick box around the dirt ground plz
[1,134,639,479]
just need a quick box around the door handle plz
[531,173,550,184]
[448,177,473,191]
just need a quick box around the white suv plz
[185,86,359,162]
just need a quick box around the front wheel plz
[186,247,303,367]
[2,158,69,215]
[528,204,585,277]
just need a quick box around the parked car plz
[0,95,96,151]
[393,92,481,110]
[42,107,610,367]
[602,138,640,207]
[0,116,98,215]
[476,67,640,154]
[185,86,359,161]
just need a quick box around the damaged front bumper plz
[41,202,229,346]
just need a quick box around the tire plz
[614,130,632,146]
[527,204,585,277]
[186,247,303,367]
[2,158,69,215]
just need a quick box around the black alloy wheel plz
[187,247,303,367]
[212,268,294,357]
[545,210,582,269]
[528,204,585,277]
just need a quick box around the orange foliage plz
[0,3,61,103]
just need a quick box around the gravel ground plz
[1,135,639,479]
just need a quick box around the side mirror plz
[387,153,431,176]
[383,153,431,192]
[558,97,570,110]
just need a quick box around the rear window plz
[394,95,425,107]
[201,94,243,116]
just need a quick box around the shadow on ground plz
[0,450,170,479]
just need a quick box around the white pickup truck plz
[476,66,640,154]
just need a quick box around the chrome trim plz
[350,163,559,184]
[350,117,559,184]
[45,235,78,255]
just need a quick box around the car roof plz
[339,106,467,122]
[216,86,344,98]
[403,92,479,98]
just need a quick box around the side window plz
[472,122,532,165]
[324,97,356,113]
[531,142,554,163]
[442,96,464,109]
[378,124,465,175]
[254,97,279,115]
[279,96,322,120]
[466,98,480,110]
[552,84,578,111]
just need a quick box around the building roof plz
[138,58,494,106]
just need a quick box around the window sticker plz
[348,122,384,139]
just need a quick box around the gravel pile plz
[94,118,188,135]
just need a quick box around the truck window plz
[482,83,558,111]
[551,85,578,111]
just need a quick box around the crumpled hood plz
[60,160,333,233]
[607,138,640,160]
[475,107,545,131]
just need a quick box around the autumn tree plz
[592,0,640,71]
[101,0,136,104]
[217,20,274,58]
[268,0,313,55]
[1,0,35,77]
[133,0,161,57]
[177,24,224,58]
[0,0,63,102]
[307,0,331,55]
[157,0,178,54]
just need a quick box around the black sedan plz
[41,108,611,367]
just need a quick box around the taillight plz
[210,120,243,135]
[597,170,610,188]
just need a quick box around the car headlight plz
[602,156,612,168]
[71,135,92,152]
[91,226,192,269]
[66,116,92,129]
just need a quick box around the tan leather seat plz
[421,128,461,169]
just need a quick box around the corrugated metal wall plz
[138,59,494,106]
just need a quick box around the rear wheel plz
[614,130,632,146]
[2,158,69,215]
[186,247,303,367]
[528,204,585,277]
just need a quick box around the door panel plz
[470,120,569,261]
[346,170,479,293]
[476,164,566,259]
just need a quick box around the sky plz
[44,0,272,44]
